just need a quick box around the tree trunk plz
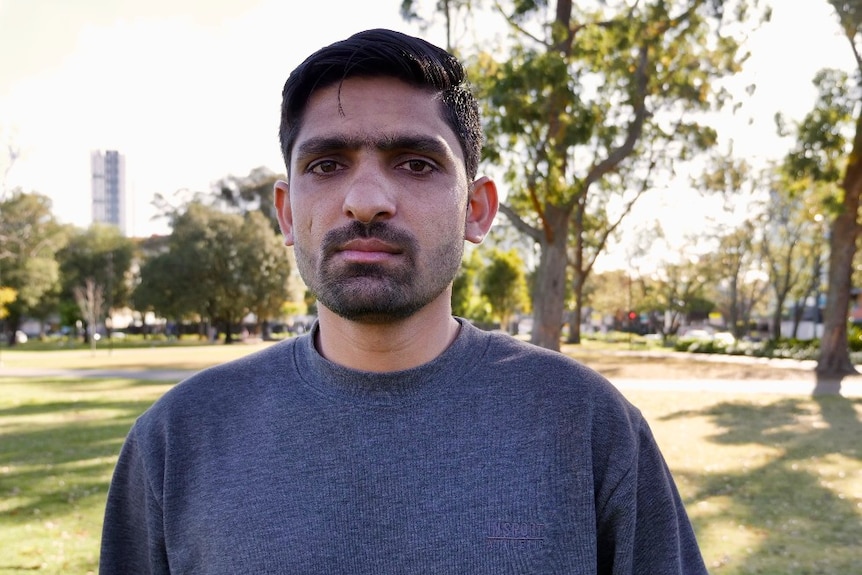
[817,206,858,375]
[791,300,803,339]
[817,107,862,376]
[530,206,569,352]
[567,278,585,344]
[728,275,741,339]
[771,309,780,342]
[771,294,786,342]
[6,314,21,347]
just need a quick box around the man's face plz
[276,76,471,323]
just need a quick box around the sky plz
[0,1,857,256]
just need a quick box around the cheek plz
[416,209,466,246]
[290,197,326,238]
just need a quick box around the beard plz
[296,221,464,323]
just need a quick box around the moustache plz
[321,221,418,258]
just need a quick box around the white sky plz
[0,0,856,250]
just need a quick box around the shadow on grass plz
[0,378,170,546]
[664,375,862,574]
[0,377,172,573]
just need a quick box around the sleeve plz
[596,418,709,575]
[99,424,171,574]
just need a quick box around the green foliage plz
[776,39,860,375]
[215,166,283,234]
[673,335,825,361]
[455,0,765,348]
[452,248,493,323]
[134,202,292,338]
[848,323,862,352]
[582,269,631,317]
[700,216,769,340]
[57,223,136,317]
[753,160,833,343]
[636,256,716,337]
[0,171,300,342]
[480,247,530,329]
[781,68,855,185]
[0,190,70,335]
[237,210,294,328]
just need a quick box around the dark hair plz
[279,28,482,180]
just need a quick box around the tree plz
[401,0,475,51]
[58,223,135,332]
[74,277,104,354]
[695,151,766,339]
[237,211,294,337]
[707,221,767,339]
[452,248,488,320]
[215,166,284,234]
[638,252,715,340]
[757,170,828,343]
[135,202,292,342]
[781,63,859,375]
[133,251,187,332]
[407,0,767,350]
[140,203,244,341]
[0,190,69,344]
[813,0,862,376]
[480,247,530,331]
[582,268,635,332]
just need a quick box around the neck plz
[314,300,460,372]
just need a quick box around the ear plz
[464,176,498,244]
[273,179,295,246]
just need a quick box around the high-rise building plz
[91,149,127,235]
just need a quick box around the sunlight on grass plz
[0,341,274,371]
[624,390,862,574]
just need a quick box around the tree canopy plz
[0,190,70,343]
[406,0,768,350]
[134,202,292,342]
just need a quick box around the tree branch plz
[497,202,543,243]
[580,156,656,278]
[583,44,650,189]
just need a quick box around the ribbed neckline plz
[290,317,488,407]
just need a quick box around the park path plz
[0,367,194,382]
[610,377,862,397]
[2,364,861,397]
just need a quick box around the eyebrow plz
[295,134,451,159]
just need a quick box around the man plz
[100,29,708,574]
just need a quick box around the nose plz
[342,161,396,224]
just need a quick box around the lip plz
[336,238,403,263]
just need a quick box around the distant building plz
[91,150,127,235]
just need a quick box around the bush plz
[673,336,823,361]
[848,324,862,352]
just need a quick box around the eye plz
[308,160,341,175]
[398,159,435,174]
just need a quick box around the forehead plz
[293,76,464,160]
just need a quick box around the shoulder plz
[460,325,649,465]
[135,335,304,430]
[463,323,640,418]
[471,325,616,392]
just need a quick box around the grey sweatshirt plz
[99,319,708,574]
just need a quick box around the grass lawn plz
[1,344,861,574]
[0,375,173,574]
